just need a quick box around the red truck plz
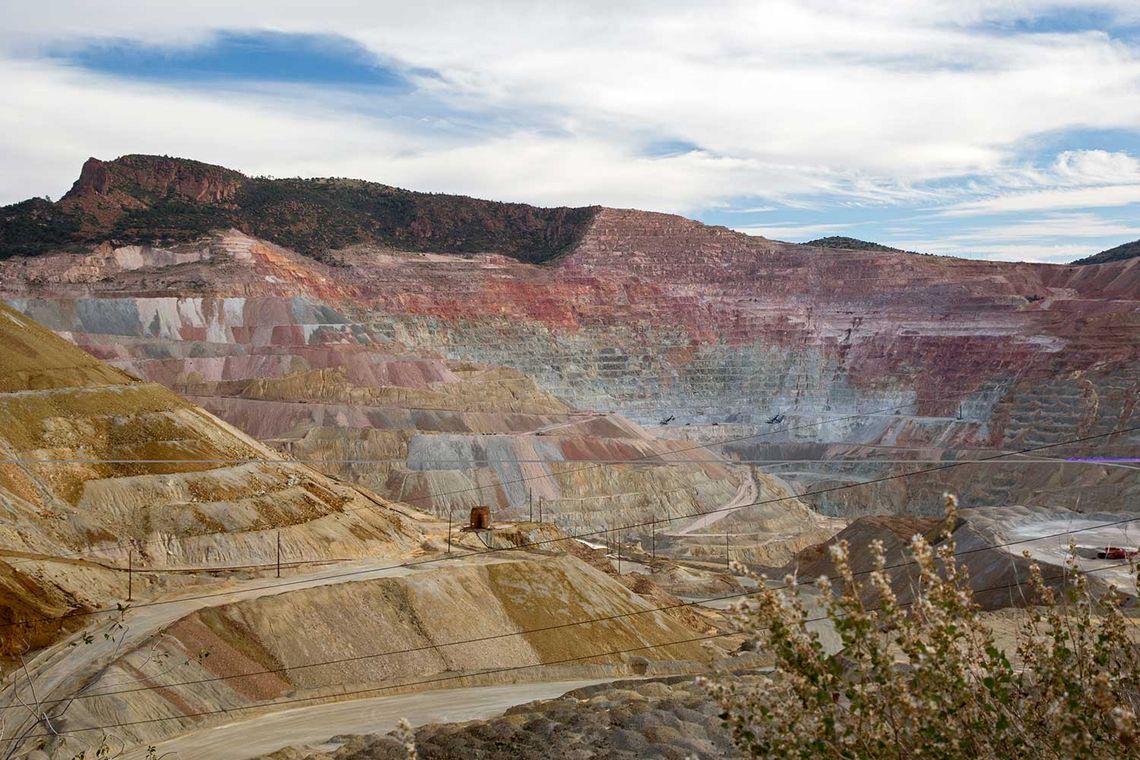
[1097,546,1139,560]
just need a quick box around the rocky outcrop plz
[2,155,598,261]
[788,506,1134,609]
[65,154,245,205]
[258,677,742,760]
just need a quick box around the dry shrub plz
[708,495,1140,759]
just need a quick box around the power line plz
[5,456,1133,467]
[12,515,1137,711]
[15,558,1136,742]
[0,422,1135,634]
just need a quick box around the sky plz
[4,1,1140,263]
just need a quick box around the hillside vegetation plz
[0,155,598,262]
[1073,238,1140,265]
[803,236,915,254]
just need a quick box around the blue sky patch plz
[55,31,414,90]
[643,139,703,157]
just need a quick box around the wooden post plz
[617,531,621,575]
[127,549,133,602]
[725,533,730,571]
[529,490,533,523]
[538,496,543,523]
[276,530,281,578]
[447,509,452,554]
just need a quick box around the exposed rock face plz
[0,300,423,655]
[326,208,1137,514]
[66,155,245,206]
[0,231,760,553]
[0,302,719,760]
[0,300,419,565]
[2,157,1138,521]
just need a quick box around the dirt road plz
[670,471,758,536]
[0,553,509,755]
[122,679,615,760]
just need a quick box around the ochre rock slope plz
[0,301,422,657]
[39,553,711,756]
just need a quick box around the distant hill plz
[1072,239,1140,265]
[0,154,598,262]
[803,236,915,254]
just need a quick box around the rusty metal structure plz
[462,506,492,532]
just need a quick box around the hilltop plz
[0,154,598,262]
[803,235,916,254]
[1072,238,1140,265]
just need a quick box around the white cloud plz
[1052,149,1140,184]
[908,241,1096,263]
[3,1,1140,261]
[945,212,1140,241]
[0,58,840,212]
[942,183,1140,215]
[892,211,1140,261]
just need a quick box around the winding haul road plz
[122,679,613,760]
[669,471,759,536]
[0,554,463,757]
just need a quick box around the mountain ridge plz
[2,154,599,262]
[1073,238,1140,265]
[9,154,1134,268]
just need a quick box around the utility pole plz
[529,490,533,523]
[447,509,452,553]
[617,530,621,574]
[538,496,543,523]
[127,549,133,601]
[725,532,730,571]
[276,530,281,578]
[651,515,656,570]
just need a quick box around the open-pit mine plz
[0,155,1136,758]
